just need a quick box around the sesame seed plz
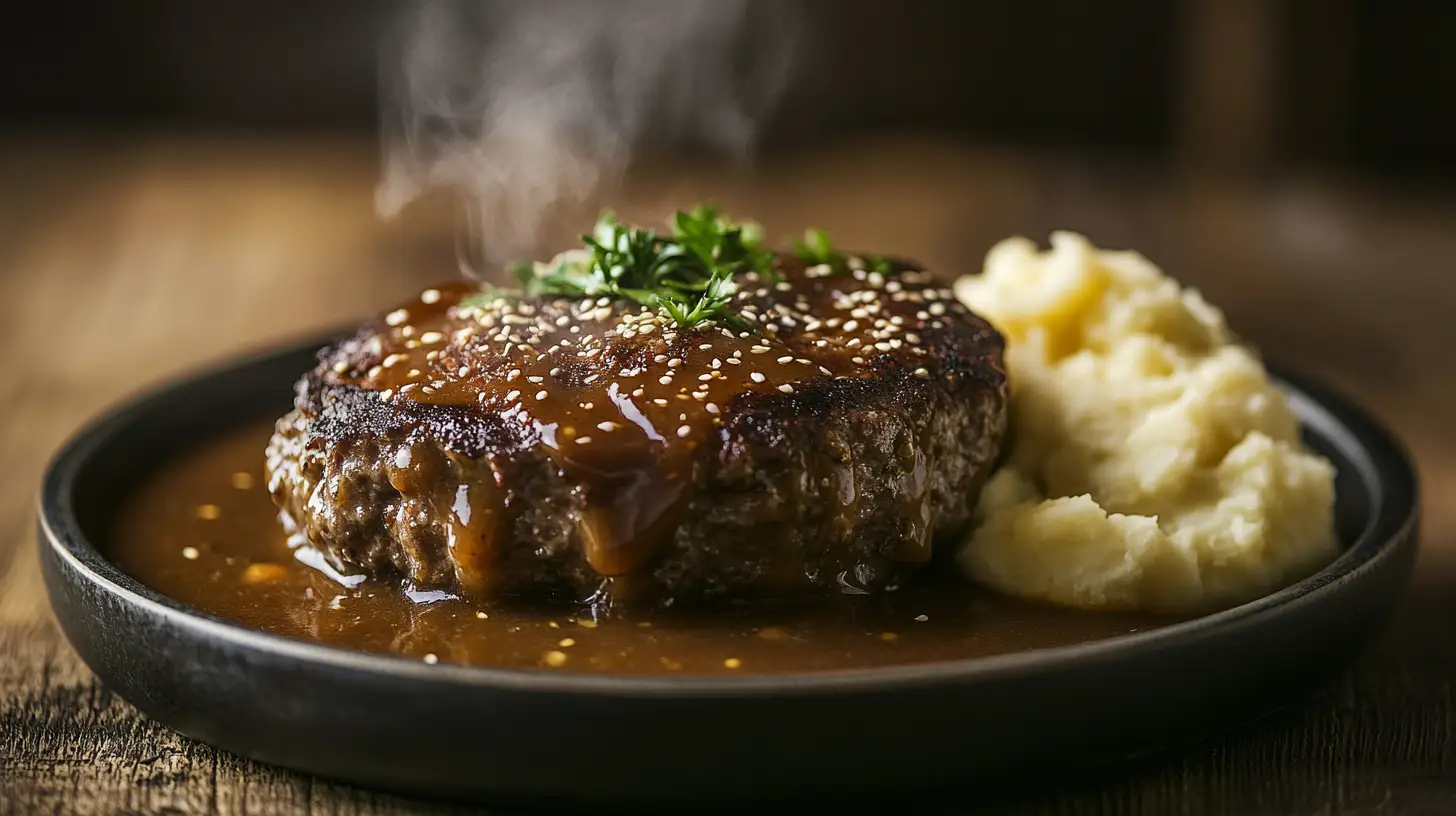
[914,367,930,378]
[195,504,221,521]
[181,546,199,560]
[915,614,929,622]
[420,289,441,304]
[723,658,742,669]
[843,320,860,331]
[582,402,594,409]
[653,398,669,406]
[659,376,673,385]
[776,355,793,364]
[535,390,548,400]
[476,611,489,619]
[527,376,544,384]
[705,403,720,414]
[778,384,794,394]
[575,436,593,444]
[385,309,409,326]
[543,651,569,667]
[423,653,439,664]
[698,373,713,381]
[677,425,691,438]
[505,390,520,401]
[668,359,681,368]
[750,372,766,383]
[558,638,576,648]
[420,331,444,344]
[597,421,620,432]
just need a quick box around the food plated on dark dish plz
[40,208,1418,799]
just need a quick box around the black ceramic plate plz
[39,336,1418,805]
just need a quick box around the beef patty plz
[266,253,1008,607]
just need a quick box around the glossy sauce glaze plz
[276,255,998,585]
[112,423,1179,675]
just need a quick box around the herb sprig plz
[794,228,895,276]
[462,205,774,329]
[460,207,890,329]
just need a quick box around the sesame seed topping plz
[181,546,199,560]
[535,390,548,400]
[385,309,408,326]
[750,372,766,383]
[420,288,441,304]
[423,653,439,664]
[778,384,794,394]
[677,425,691,438]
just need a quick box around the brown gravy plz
[109,423,1180,676]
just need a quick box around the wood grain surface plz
[2,135,1454,814]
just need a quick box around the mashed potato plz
[953,233,1337,614]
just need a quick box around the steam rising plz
[378,0,800,279]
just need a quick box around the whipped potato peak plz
[954,232,1337,614]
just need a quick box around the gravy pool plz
[108,423,1178,675]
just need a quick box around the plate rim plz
[37,339,1421,699]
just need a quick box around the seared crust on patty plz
[267,254,1007,606]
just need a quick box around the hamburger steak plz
[266,252,1008,606]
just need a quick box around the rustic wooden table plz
[2,136,1453,814]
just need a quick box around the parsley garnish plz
[794,227,894,277]
[461,205,773,329]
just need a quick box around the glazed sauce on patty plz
[109,422,1179,676]
[294,256,1000,583]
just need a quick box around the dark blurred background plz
[3,0,1452,184]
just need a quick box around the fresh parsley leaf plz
[794,227,848,275]
[460,206,837,329]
